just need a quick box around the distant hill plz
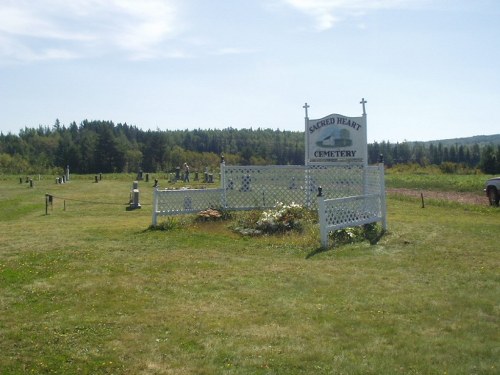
[415,134,500,147]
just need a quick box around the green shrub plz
[149,217,181,231]
[330,223,383,246]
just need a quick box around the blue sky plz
[1,0,499,142]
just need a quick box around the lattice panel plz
[222,165,309,209]
[221,164,379,209]
[322,194,382,230]
[307,165,365,199]
[155,188,224,216]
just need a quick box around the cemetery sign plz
[304,99,368,166]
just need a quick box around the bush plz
[230,203,314,236]
[330,223,383,246]
[255,202,307,234]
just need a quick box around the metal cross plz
[360,98,367,116]
[303,102,310,118]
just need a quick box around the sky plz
[0,0,499,143]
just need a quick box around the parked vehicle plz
[485,177,500,206]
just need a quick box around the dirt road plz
[387,188,487,206]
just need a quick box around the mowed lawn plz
[0,175,498,374]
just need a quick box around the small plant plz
[149,217,180,231]
[230,203,311,236]
[330,223,383,245]
[255,202,307,234]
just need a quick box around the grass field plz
[0,174,499,374]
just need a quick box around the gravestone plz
[129,181,141,209]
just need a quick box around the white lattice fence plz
[221,164,369,208]
[317,164,386,248]
[152,188,224,225]
[222,165,309,209]
[152,164,386,240]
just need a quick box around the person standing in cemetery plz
[183,163,190,182]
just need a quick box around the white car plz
[485,177,500,206]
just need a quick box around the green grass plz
[0,174,499,374]
[385,167,493,193]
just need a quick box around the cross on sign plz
[303,102,310,118]
[360,98,367,115]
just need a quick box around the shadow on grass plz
[306,247,331,259]
[306,229,386,259]
[367,229,386,245]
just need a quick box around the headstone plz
[137,170,143,180]
[130,190,141,209]
[175,167,180,181]
[145,173,149,182]
[129,181,141,209]
[29,178,33,188]
[66,165,70,181]
[95,175,98,183]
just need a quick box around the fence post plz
[220,161,227,209]
[317,194,328,249]
[152,188,159,226]
[379,160,387,231]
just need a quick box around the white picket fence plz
[152,163,386,248]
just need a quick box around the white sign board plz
[305,102,367,166]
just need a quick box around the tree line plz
[1,119,499,174]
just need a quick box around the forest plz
[1,119,500,175]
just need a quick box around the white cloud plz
[213,47,257,56]
[282,0,426,30]
[0,0,182,62]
